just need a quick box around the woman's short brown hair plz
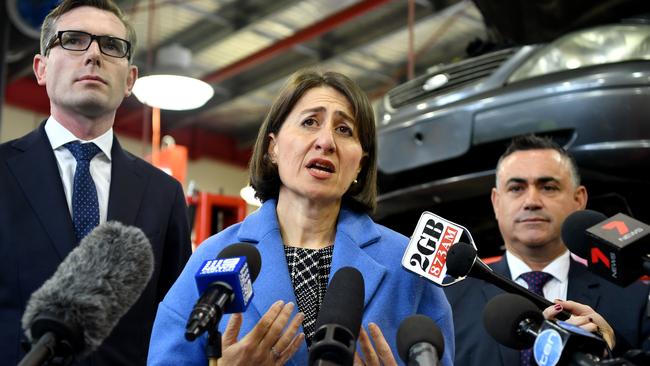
[249,69,377,213]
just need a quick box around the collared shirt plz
[506,249,570,301]
[45,117,113,224]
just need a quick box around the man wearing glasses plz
[0,1,191,365]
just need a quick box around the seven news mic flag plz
[563,210,650,287]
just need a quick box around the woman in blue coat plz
[148,69,454,365]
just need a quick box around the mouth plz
[517,217,550,223]
[306,158,336,174]
[77,75,107,84]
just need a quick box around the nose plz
[84,39,102,65]
[314,125,336,154]
[523,187,543,210]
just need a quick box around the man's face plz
[491,149,587,254]
[33,6,137,119]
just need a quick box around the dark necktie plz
[519,271,554,366]
[65,141,101,243]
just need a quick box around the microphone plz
[446,242,571,320]
[19,221,154,366]
[309,267,365,366]
[397,315,444,366]
[483,293,609,366]
[562,210,650,287]
[185,243,261,341]
[401,211,473,287]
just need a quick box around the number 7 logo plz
[590,247,610,268]
[602,221,628,235]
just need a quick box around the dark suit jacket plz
[444,255,650,366]
[0,122,192,365]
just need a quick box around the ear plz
[267,132,278,163]
[33,55,47,86]
[356,152,367,175]
[490,187,500,220]
[124,64,138,97]
[574,185,588,210]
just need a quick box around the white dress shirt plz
[44,117,113,225]
[506,249,571,301]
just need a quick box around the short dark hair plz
[249,69,378,213]
[496,134,581,187]
[40,0,137,63]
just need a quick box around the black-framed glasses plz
[47,30,131,59]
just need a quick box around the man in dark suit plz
[0,1,192,365]
[444,135,650,366]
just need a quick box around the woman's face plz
[268,86,364,206]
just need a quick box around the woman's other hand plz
[543,299,615,350]
[354,322,398,366]
[220,300,305,365]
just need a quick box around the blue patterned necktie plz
[65,141,101,243]
[519,271,553,366]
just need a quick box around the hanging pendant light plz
[132,44,214,111]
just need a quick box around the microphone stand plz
[206,328,221,366]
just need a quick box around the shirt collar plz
[506,249,570,284]
[45,116,113,160]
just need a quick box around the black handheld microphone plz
[446,242,571,320]
[483,293,609,366]
[397,315,444,366]
[19,222,154,366]
[309,267,365,366]
[185,243,262,341]
[562,210,650,287]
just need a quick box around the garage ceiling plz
[3,0,486,165]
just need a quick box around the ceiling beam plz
[202,0,393,85]
[168,1,437,130]
[132,0,299,68]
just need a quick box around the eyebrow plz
[299,107,354,124]
[505,176,560,185]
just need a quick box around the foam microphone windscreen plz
[216,242,262,281]
[397,314,445,363]
[446,242,477,278]
[561,210,608,258]
[314,266,365,340]
[21,221,154,358]
[483,293,544,350]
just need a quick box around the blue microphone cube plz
[194,256,254,313]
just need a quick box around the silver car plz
[375,23,650,252]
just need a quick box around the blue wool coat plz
[148,199,454,365]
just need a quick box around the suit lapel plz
[567,259,601,307]
[238,202,298,316]
[254,236,306,365]
[248,229,299,313]
[329,227,385,310]
[487,257,520,366]
[107,138,146,224]
[237,203,303,363]
[7,124,75,259]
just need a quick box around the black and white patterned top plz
[283,245,334,345]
